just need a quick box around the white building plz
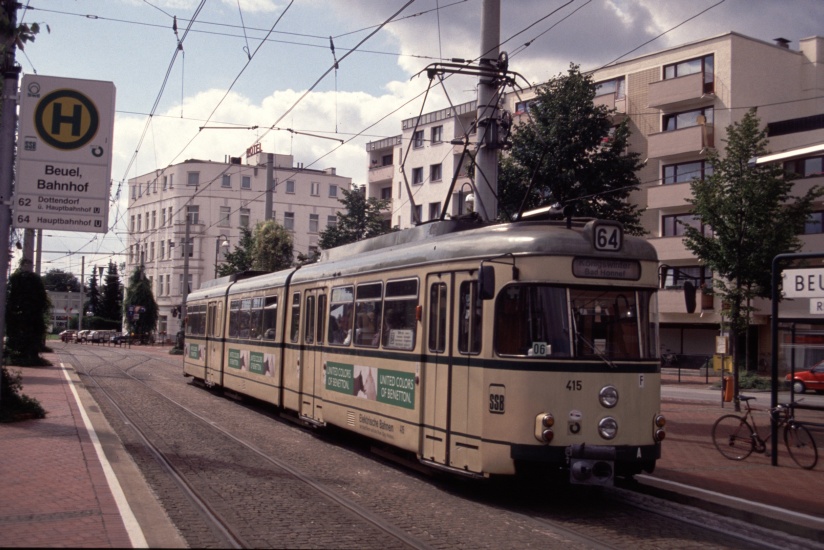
[126,151,352,335]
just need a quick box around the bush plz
[738,371,771,390]
[0,366,46,422]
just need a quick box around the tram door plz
[205,300,224,386]
[422,274,450,465]
[299,289,326,422]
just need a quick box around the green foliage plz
[217,226,255,276]
[498,64,645,234]
[0,367,46,422]
[123,266,158,337]
[251,220,294,272]
[6,268,50,364]
[683,109,824,335]
[100,262,123,324]
[737,371,771,390]
[318,187,395,249]
[41,268,80,292]
[86,270,101,316]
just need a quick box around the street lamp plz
[214,234,230,278]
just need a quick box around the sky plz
[13,0,824,277]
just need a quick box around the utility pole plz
[79,256,85,331]
[0,0,21,403]
[265,153,274,220]
[474,0,501,222]
[179,208,191,344]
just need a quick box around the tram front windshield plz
[495,285,657,360]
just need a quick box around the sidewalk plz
[0,357,184,548]
[1,357,822,547]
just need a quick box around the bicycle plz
[711,395,818,470]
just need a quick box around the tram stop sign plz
[13,75,116,233]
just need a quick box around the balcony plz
[648,72,713,111]
[647,182,694,210]
[594,92,628,123]
[368,163,394,183]
[650,236,695,263]
[647,124,713,161]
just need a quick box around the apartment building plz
[371,32,824,367]
[500,32,824,366]
[366,101,477,228]
[126,151,351,334]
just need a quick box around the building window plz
[241,175,251,189]
[429,202,440,221]
[430,163,442,182]
[327,215,337,229]
[309,213,319,233]
[412,167,423,185]
[149,242,155,261]
[161,209,167,227]
[431,125,443,143]
[329,184,338,198]
[663,160,713,184]
[412,204,422,223]
[664,54,714,93]
[663,107,713,132]
[380,186,392,200]
[239,208,250,228]
[785,156,824,179]
[168,207,174,225]
[165,274,171,296]
[151,210,156,229]
[187,172,199,186]
[286,180,296,194]
[186,205,199,225]
[137,214,142,232]
[413,130,424,148]
[662,265,712,289]
[130,215,135,232]
[804,212,824,234]
[162,176,168,190]
[180,237,194,258]
[222,174,231,188]
[381,153,393,166]
[595,76,626,99]
[168,174,174,188]
[160,240,165,259]
[662,213,703,237]
[311,182,320,196]
[219,206,231,226]
[284,211,295,231]
[179,274,193,294]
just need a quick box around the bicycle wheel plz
[784,422,818,470]
[712,415,754,460]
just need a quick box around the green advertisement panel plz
[376,369,415,410]
[326,361,353,394]
[228,348,242,369]
[249,351,265,375]
[325,362,415,410]
[188,343,200,360]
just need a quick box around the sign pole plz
[0,0,21,407]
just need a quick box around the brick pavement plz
[1,349,822,547]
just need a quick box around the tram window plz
[229,299,241,338]
[458,281,482,354]
[261,296,278,340]
[355,282,383,347]
[185,304,206,336]
[304,295,316,344]
[317,294,326,344]
[570,288,645,360]
[328,286,354,346]
[290,292,301,343]
[250,297,264,339]
[428,283,447,352]
[383,279,418,351]
[495,285,570,357]
[239,298,253,338]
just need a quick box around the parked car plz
[90,331,114,343]
[785,360,824,394]
[59,330,76,343]
[110,333,130,345]
[75,330,91,343]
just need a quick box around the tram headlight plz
[599,385,619,408]
[535,413,555,443]
[598,417,618,440]
[655,414,666,428]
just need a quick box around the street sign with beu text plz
[13,75,116,233]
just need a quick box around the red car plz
[786,361,824,394]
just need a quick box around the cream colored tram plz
[184,218,664,484]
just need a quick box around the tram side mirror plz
[684,281,697,314]
[479,265,495,300]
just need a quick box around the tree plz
[86,270,101,317]
[41,268,80,292]
[123,266,158,340]
[99,262,123,324]
[319,187,395,249]
[251,220,294,272]
[216,226,255,276]
[498,64,645,234]
[6,266,50,365]
[682,108,824,399]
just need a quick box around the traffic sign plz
[13,75,116,233]
[782,268,824,298]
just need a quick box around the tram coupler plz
[568,444,615,485]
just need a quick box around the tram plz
[183,217,665,484]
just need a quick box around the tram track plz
[56,344,434,550]
[53,343,820,549]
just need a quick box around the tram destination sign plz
[13,75,116,233]
[572,257,641,280]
